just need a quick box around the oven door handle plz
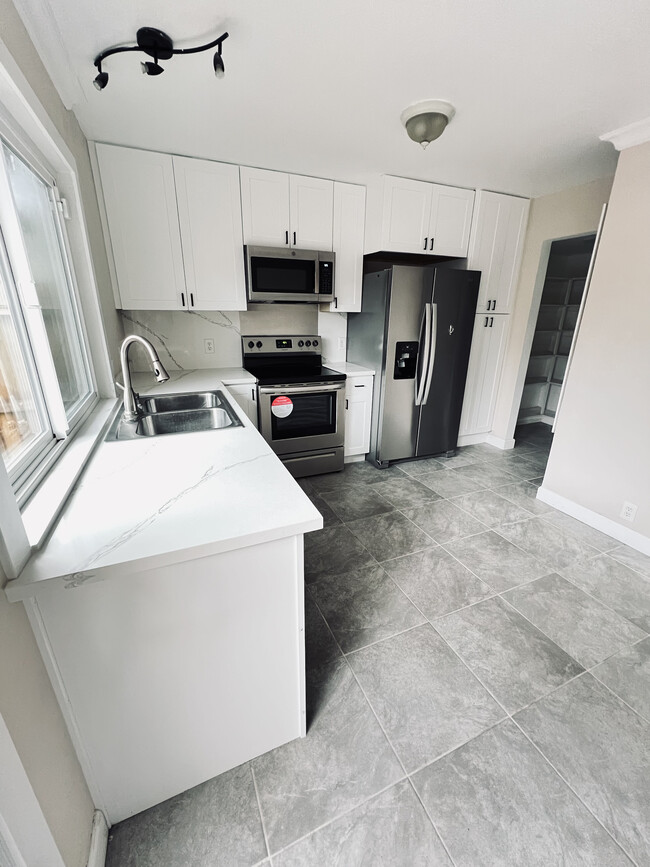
[258,383,346,395]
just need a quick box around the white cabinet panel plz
[430,185,475,258]
[289,175,334,250]
[344,374,373,456]
[327,182,366,312]
[459,313,510,437]
[174,157,246,311]
[240,166,290,247]
[96,144,185,310]
[227,383,258,428]
[380,176,433,254]
[379,176,474,257]
[468,191,529,314]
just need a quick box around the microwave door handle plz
[422,302,437,405]
[415,303,431,406]
[259,383,346,395]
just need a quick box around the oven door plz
[258,382,346,455]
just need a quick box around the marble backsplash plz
[121,306,348,371]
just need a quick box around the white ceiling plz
[14,0,650,196]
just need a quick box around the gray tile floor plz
[106,424,650,866]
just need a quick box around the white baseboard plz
[457,432,488,447]
[87,810,108,867]
[486,434,515,451]
[536,487,650,556]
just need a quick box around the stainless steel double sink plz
[107,389,243,441]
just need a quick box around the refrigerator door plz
[379,265,433,463]
[415,268,480,456]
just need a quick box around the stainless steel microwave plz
[244,246,335,303]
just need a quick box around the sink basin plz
[107,389,242,441]
[139,391,222,414]
[136,407,234,436]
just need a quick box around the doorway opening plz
[515,233,596,462]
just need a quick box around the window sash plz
[0,133,97,501]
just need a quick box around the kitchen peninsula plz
[6,373,322,824]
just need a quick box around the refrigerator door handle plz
[415,303,432,406]
[422,302,437,405]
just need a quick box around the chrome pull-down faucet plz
[120,335,169,421]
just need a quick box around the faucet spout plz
[120,335,169,421]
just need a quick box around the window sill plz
[21,399,119,550]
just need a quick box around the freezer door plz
[416,268,480,456]
[379,265,433,462]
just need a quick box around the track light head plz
[141,61,165,76]
[213,50,225,79]
[93,70,109,91]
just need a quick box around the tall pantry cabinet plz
[458,191,529,444]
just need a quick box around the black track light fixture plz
[92,27,229,91]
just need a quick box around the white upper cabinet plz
[468,191,530,314]
[240,167,333,250]
[173,157,246,311]
[289,175,334,250]
[96,144,185,310]
[325,182,366,313]
[239,167,291,247]
[95,144,247,311]
[378,176,475,257]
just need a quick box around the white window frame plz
[0,117,99,506]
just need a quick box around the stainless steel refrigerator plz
[347,262,480,466]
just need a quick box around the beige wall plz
[0,1,119,864]
[491,175,614,443]
[543,142,650,541]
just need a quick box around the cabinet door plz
[174,157,246,311]
[289,175,334,250]
[96,144,185,310]
[429,184,475,258]
[468,191,529,314]
[344,375,373,456]
[459,314,510,436]
[240,167,290,247]
[328,182,366,312]
[380,176,433,254]
[226,384,258,428]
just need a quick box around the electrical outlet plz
[337,337,346,351]
[620,501,638,522]
[204,338,215,355]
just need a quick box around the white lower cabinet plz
[227,383,258,428]
[344,374,373,456]
[459,314,510,439]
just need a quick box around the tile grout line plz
[249,764,272,864]
[508,714,641,867]
[405,776,460,867]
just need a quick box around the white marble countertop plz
[131,367,256,392]
[7,372,321,602]
[327,361,375,376]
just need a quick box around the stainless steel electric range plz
[242,335,346,478]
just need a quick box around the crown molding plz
[600,117,650,151]
[11,0,85,110]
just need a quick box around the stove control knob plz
[298,340,304,347]
[256,340,263,348]
[305,340,312,347]
[247,341,254,348]
[313,340,319,347]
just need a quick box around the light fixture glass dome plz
[400,100,456,149]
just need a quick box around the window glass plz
[3,144,91,415]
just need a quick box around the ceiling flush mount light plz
[92,27,229,90]
[400,100,456,149]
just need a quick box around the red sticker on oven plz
[271,396,294,418]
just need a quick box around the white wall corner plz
[536,486,650,556]
[600,117,650,151]
[87,810,109,867]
